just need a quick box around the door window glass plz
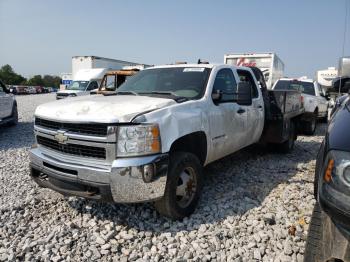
[212,69,237,102]
[237,69,259,98]
[87,81,98,91]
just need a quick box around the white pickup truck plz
[0,79,18,126]
[272,78,329,135]
[30,64,304,219]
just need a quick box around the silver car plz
[0,79,18,126]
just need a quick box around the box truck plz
[56,68,108,99]
[57,56,151,99]
[72,56,150,79]
[224,52,284,89]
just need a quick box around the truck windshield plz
[274,80,315,96]
[117,67,211,99]
[67,81,89,91]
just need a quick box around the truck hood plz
[35,95,176,123]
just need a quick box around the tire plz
[277,121,295,153]
[304,202,324,262]
[304,114,317,135]
[155,152,203,220]
[8,104,18,126]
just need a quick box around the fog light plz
[142,164,155,183]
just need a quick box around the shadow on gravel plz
[0,121,34,150]
[63,124,327,233]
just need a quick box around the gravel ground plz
[0,93,326,261]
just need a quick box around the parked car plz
[0,79,18,126]
[11,86,27,95]
[273,78,329,135]
[304,86,350,261]
[29,64,305,219]
[35,86,44,94]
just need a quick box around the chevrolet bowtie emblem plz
[54,131,68,144]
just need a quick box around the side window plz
[237,70,259,98]
[212,68,237,102]
[317,83,324,96]
[87,81,98,91]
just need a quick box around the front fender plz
[144,101,210,154]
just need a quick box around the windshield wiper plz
[139,91,189,102]
[101,90,139,96]
[116,91,139,96]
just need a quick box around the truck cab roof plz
[149,63,253,72]
[277,77,314,83]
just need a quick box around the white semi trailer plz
[72,56,150,79]
[224,52,284,89]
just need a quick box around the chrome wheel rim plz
[176,167,197,208]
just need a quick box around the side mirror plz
[211,90,222,103]
[235,82,252,106]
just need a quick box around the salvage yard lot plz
[0,93,324,261]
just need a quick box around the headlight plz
[117,124,161,157]
[323,150,350,186]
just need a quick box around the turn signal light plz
[324,159,334,183]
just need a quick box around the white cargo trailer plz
[224,52,284,89]
[72,56,150,79]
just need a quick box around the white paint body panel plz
[0,90,14,119]
[35,95,176,123]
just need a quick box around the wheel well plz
[170,132,207,165]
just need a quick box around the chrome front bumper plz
[29,148,169,203]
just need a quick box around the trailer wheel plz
[304,114,317,135]
[277,121,295,153]
[155,152,203,220]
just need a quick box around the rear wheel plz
[304,114,317,135]
[155,152,203,220]
[277,121,295,153]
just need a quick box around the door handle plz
[237,108,245,114]
[257,105,263,110]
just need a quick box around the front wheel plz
[155,152,203,220]
[304,202,324,262]
[8,104,18,126]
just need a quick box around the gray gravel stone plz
[0,94,325,261]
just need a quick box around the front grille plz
[43,162,78,175]
[37,136,106,159]
[35,117,108,136]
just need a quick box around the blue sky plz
[0,0,349,78]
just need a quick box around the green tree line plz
[0,64,62,88]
